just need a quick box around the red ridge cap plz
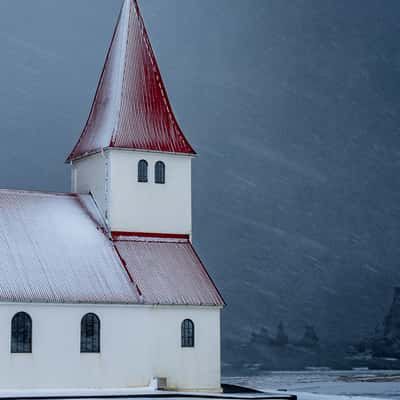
[111,231,190,240]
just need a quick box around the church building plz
[0,0,224,391]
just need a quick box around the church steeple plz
[69,0,194,237]
[67,0,195,162]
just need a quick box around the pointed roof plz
[67,0,195,161]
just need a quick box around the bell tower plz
[67,0,195,237]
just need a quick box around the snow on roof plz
[0,190,140,304]
[0,190,222,306]
[113,235,225,306]
[67,0,195,161]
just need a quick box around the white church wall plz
[71,153,108,217]
[0,303,220,391]
[108,149,192,235]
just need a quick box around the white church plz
[0,0,224,392]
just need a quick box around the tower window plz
[138,160,148,182]
[155,161,165,184]
[11,312,32,353]
[181,319,194,348]
[81,313,100,353]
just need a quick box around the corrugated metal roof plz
[114,235,225,306]
[0,191,222,306]
[67,0,195,161]
[0,190,140,304]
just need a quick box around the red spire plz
[67,0,195,161]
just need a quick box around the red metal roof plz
[0,191,222,306]
[67,0,195,161]
[113,235,225,307]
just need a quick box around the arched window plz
[138,160,148,183]
[81,313,100,353]
[181,319,194,348]
[11,312,32,353]
[155,161,165,184]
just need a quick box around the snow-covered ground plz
[224,370,400,399]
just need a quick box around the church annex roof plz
[113,234,224,306]
[0,190,223,306]
[67,0,195,161]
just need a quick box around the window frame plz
[155,161,166,184]
[11,312,32,354]
[80,313,101,353]
[138,159,148,183]
[181,318,195,348]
